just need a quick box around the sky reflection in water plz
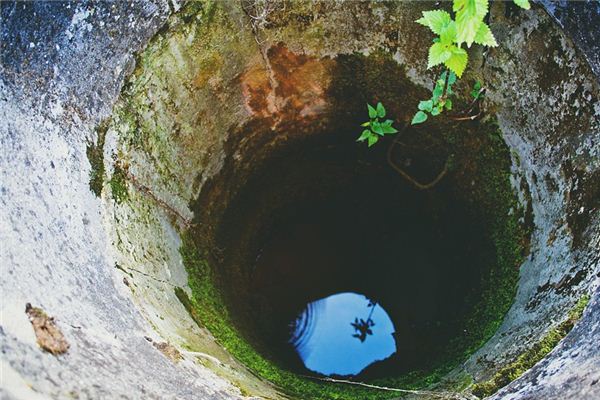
[290,292,397,376]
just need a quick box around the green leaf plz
[371,121,384,136]
[367,103,377,119]
[513,0,530,9]
[445,98,453,110]
[411,111,428,125]
[454,0,489,47]
[367,134,379,147]
[440,70,457,91]
[416,10,452,35]
[474,22,498,47]
[471,80,482,99]
[444,46,468,77]
[447,71,457,85]
[357,129,371,142]
[376,102,386,118]
[381,120,398,134]
[418,100,434,112]
[439,20,457,44]
[361,121,370,127]
[431,107,441,116]
[433,84,444,103]
[456,17,483,48]
[428,43,452,68]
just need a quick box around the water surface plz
[290,292,397,376]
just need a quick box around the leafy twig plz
[387,123,448,190]
[412,0,530,125]
[357,102,398,147]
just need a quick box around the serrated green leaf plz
[367,135,379,147]
[456,18,482,47]
[444,46,468,77]
[474,22,498,47]
[376,102,386,118]
[513,0,530,9]
[439,20,457,44]
[367,103,377,118]
[361,121,370,127]
[454,0,488,47]
[428,43,452,68]
[416,10,452,35]
[357,129,371,142]
[418,100,434,112]
[412,111,428,125]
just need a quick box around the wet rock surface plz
[1,1,598,399]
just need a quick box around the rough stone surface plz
[1,1,599,400]
[1,1,245,399]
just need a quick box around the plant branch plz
[298,375,480,400]
[387,123,449,190]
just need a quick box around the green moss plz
[86,120,108,197]
[472,294,590,398]
[109,162,129,204]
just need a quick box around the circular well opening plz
[198,124,523,384]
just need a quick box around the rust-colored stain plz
[241,63,275,118]
[26,303,69,355]
[241,43,331,125]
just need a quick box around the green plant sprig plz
[357,102,398,147]
[412,0,530,125]
[412,70,457,125]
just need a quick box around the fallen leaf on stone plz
[153,341,182,363]
[25,303,69,355]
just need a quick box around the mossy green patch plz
[109,162,129,204]
[471,294,590,398]
[86,120,108,197]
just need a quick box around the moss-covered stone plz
[471,294,591,398]
[109,161,129,204]
[86,120,108,197]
